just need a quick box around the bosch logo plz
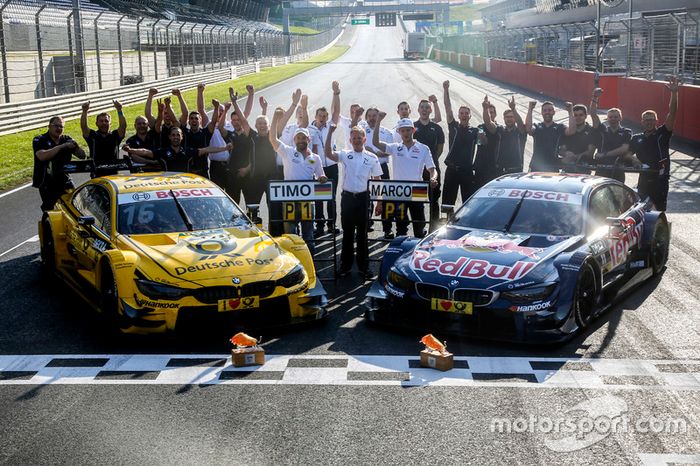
[232,277,241,284]
[132,192,151,201]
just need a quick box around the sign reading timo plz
[268,181,334,201]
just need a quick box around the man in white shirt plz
[331,81,368,150]
[364,107,395,239]
[309,105,338,236]
[269,107,327,253]
[276,89,309,178]
[373,114,438,238]
[325,123,382,279]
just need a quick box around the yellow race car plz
[39,169,327,334]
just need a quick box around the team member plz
[525,100,566,172]
[218,88,255,204]
[172,88,218,178]
[392,97,442,143]
[125,115,159,152]
[123,126,230,172]
[629,76,680,211]
[155,97,181,150]
[441,80,480,211]
[269,107,328,252]
[309,102,337,236]
[80,99,127,175]
[373,112,438,238]
[413,98,445,231]
[589,88,635,182]
[324,124,382,279]
[277,89,309,177]
[364,107,395,239]
[33,116,87,211]
[474,99,500,189]
[484,95,527,175]
[560,102,597,174]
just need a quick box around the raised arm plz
[196,83,209,127]
[80,101,91,139]
[508,96,526,134]
[664,76,680,132]
[590,88,602,129]
[207,99,220,134]
[217,102,232,137]
[331,81,341,123]
[564,102,576,136]
[373,111,389,153]
[198,142,233,156]
[122,145,154,159]
[172,88,188,127]
[114,100,127,139]
[429,94,442,124]
[442,81,454,124]
[299,94,309,128]
[145,88,158,127]
[269,107,284,152]
[278,89,302,133]
[259,96,268,116]
[230,89,251,136]
[154,100,164,134]
[482,96,497,134]
[324,124,340,163]
[525,101,536,136]
[243,85,255,119]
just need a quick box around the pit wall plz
[432,50,700,143]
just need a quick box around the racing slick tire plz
[573,261,598,329]
[40,217,56,274]
[650,220,670,277]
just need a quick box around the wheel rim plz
[651,225,669,271]
[576,264,596,325]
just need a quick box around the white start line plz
[0,355,698,390]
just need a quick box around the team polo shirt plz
[629,126,672,177]
[276,142,325,181]
[84,129,123,166]
[223,130,253,170]
[125,130,159,151]
[597,124,632,155]
[562,123,598,156]
[182,125,212,150]
[474,123,500,173]
[279,123,300,167]
[496,126,527,171]
[308,122,336,168]
[531,122,566,171]
[250,129,277,177]
[159,124,175,149]
[413,120,445,166]
[32,133,75,188]
[337,150,382,193]
[339,115,368,149]
[364,125,394,164]
[384,141,435,181]
[153,146,199,172]
[445,121,479,170]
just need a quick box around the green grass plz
[449,3,481,23]
[0,45,349,191]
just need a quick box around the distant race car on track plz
[366,173,670,343]
[39,168,327,334]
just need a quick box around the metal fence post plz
[72,0,86,93]
[227,27,235,67]
[0,1,14,103]
[94,11,104,90]
[67,12,76,93]
[190,24,197,73]
[178,23,185,76]
[218,26,225,68]
[209,25,215,70]
[117,15,125,86]
[35,4,48,98]
[136,17,144,80]
[152,19,160,80]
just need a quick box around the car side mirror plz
[78,216,96,227]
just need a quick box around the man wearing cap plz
[372,112,438,238]
[324,124,382,280]
[269,108,328,253]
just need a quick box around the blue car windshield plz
[451,195,583,236]
[118,197,248,235]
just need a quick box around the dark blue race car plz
[365,173,671,343]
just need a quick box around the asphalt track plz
[0,21,699,465]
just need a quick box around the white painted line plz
[0,182,31,199]
[638,453,700,466]
[0,235,39,258]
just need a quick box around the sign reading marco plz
[368,180,430,202]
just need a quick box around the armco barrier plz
[432,49,700,143]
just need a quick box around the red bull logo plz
[411,250,536,281]
[427,236,544,260]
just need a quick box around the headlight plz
[501,284,556,304]
[277,265,306,288]
[388,268,414,290]
[135,279,189,301]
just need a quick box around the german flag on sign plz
[412,186,428,199]
[314,184,332,197]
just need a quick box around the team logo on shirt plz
[347,154,353,159]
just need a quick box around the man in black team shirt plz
[484,95,527,176]
[123,126,230,172]
[80,100,127,175]
[172,89,219,178]
[561,102,597,174]
[125,115,159,152]
[219,87,255,204]
[33,116,87,211]
[413,98,445,231]
[628,76,680,211]
[525,100,566,172]
[589,87,635,182]
[441,80,480,212]
[474,99,499,189]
